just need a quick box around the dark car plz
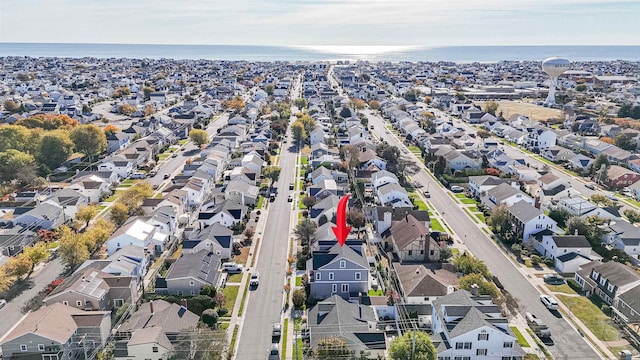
[543,274,565,285]
[163,174,170,180]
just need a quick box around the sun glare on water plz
[298,45,420,56]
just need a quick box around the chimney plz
[574,229,578,236]
[149,300,154,315]
[180,298,187,309]
[358,293,362,305]
[534,195,541,209]
[470,283,479,297]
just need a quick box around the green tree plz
[22,243,49,276]
[431,156,446,176]
[388,330,437,360]
[452,253,490,277]
[16,114,78,130]
[294,98,308,108]
[76,204,98,228]
[291,121,306,144]
[37,130,75,170]
[548,208,571,228]
[264,84,274,96]
[70,124,107,157]
[339,107,352,118]
[614,133,636,151]
[299,114,317,136]
[143,86,156,100]
[302,196,317,209]
[3,99,22,113]
[618,104,633,118]
[439,247,453,262]
[86,218,115,250]
[459,273,499,297]
[592,154,609,175]
[624,209,640,224]
[314,337,353,360]
[201,308,219,329]
[295,218,316,246]
[0,125,32,152]
[489,204,511,236]
[117,182,154,213]
[189,129,210,147]
[0,149,37,184]
[590,194,616,207]
[262,166,281,189]
[346,209,366,239]
[292,289,306,309]
[484,101,499,116]
[110,203,130,226]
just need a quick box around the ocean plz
[1,43,640,63]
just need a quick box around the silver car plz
[0,299,6,309]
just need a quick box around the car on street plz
[268,344,280,360]
[540,295,559,310]
[171,152,178,158]
[272,323,282,338]
[288,194,293,202]
[163,174,170,180]
[250,272,260,287]
[423,190,430,198]
[148,170,158,177]
[450,185,464,193]
[152,184,159,190]
[0,299,6,309]
[543,274,565,285]
[585,183,596,190]
[289,182,294,190]
[606,193,618,201]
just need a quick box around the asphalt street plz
[365,109,603,360]
[235,80,302,359]
[0,258,66,341]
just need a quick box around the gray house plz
[155,250,222,296]
[307,243,369,301]
[0,303,111,360]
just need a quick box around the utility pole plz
[411,330,416,360]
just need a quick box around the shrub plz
[217,307,228,317]
[201,309,219,328]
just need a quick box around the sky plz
[1,0,639,47]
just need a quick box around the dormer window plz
[600,277,607,286]
[340,260,346,268]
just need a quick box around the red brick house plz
[604,165,640,189]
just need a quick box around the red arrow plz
[332,193,352,247]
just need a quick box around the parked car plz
[171,152,178,158]
[250,272,260,287]
[288,194,293,202]
[268,344,280,360]
[272,323,282,338]
[130,172,146,179]
[152,184,159,190]
[148,170,158,177]
[606,193,618,201]
[450,185,464,193]
[163,174,171,180]
[221,262,243,273]
[289,182,294,190]
[0,299,6,309]
[540,295,559,310]
[423,190,431,198]
[585,183,596,190]
[543,274,565,285]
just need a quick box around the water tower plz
[542,56,571,106]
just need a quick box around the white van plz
[130,172,147,179]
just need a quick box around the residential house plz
[13,202,66,230]
[541,145,575,163]
[44,188,89,220]
[604,165,640,190]
[224,180,259,206]
[376,183,411,208]
[612,285,640,324]
[310,127,328,145]
[183,223,234,259]
[107,132,132,154]
[69,174,111,203]
[567,153,594,171]
[482,183,534,209]
[114,326,172,360]
[508,200,557,241]
[370,170,399,190]
[531,234,592,273]
[575,261,640,305]
[468,175,517,198]
[602,221,640,258]
[78,245,148,283]
[384,214,440,263]
[98,156,135,179]
[442,150,480,171]
[431,290,526,360]
[309,179,340,200]
[198,199,246,228]
[374,206,430,236]
[44,268,138,311]
[307,295,386,358]
[106,218,168,256]
[0,303,111,360]
[155,250,222,296]
[307,243,369,301]
[393,263,458,304]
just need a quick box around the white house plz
[98,156,134,179]
[508,200,557,241]
[484,183,534,209]
[532,233,592,260]
[377,183,411,208]
[468,175,517,198]
[115,326,172,360]
[106,219,167,256]
[310,127,327,145]
[371,170,399,190]
[69,175,111,203]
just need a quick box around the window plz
[408,250,413,256]
[191,290,195,295]
[607,284,614,293]
[341,284,349,293]
[329,272,334,280]
[355,272,361,280]
[38,344,45,351]
[340,260,346,268]
[600,277,607,286]
[455,342,463,349]
[20,344,27,352]
[153,346,159,353]
[76,300,82,307]
[478,333,489,341]
[189,280,195,286]
[420,250,424,255]
[332,284,337,293]
[503,342,513,348]
[463,342,472,349]
[592,271,599,280]
[42,355,59,360]
[63,301,69,306]
[316,272,321,281]
[476,349,487,356]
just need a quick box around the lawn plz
[455,193,476,204]
[256,196,264,209]
[545,283,577,294]
[509,326,530,347]
[178,139,188,145]
[104,193,119,202]
[238,281,250,316]
[96,205,107,211]
[301,156,308,165]
[223,286,240,312]
[220,322,230,330]
[430,218,445,232]
[556,295,620,341]
[463,208,479,223]
[227,273,243,283]
[407,146,421,154]
[171,244,183,259]
[229,325,239,357]
[476,100,563,122]
[298,200,306,210]
[234,247,250,265]
[475,213,486,223]
[158,153,170,160]
[281,318,289,360]
[409,193,428,210]
[368,289,384,296]
[296,276,303,287]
